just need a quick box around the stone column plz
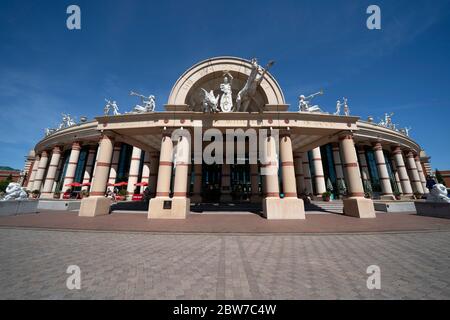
[392,146,413,197]
[32,151,49,192]
[405,150,424,195]
[372,142,395,200]
[173,135,190,199]
[192,164,202,203]
[302,152,314,195]
[27,155,40,190]
[79,135,114,217]
[280,134,297,198]
[82,146,97,191]
[62,142,81,189]
[390,158,403,195]
[108,143,122,185]
[140,151,151,191]
[250,164,261,203]
[262,136,280,199]
[339,134,375,218]
[41,147,62,198]
[331,143,345,198]
[294,153,305,196]
[155,135,173,198]
[357,146,371,190]
[149,133,190,219]
[127,147,142,196]
[415,154,428,194]
[262,135,304,219]
[221,164,232,202]
[311,147,326,196]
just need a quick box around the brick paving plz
[1,228,450,299]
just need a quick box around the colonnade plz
[26,130,430,219]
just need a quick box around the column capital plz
[338,132,354,141]
[52,146,62,154]
[372,142,383,151]
[71,141,82,150]
[391,145,403,154]
[405,150,414,158]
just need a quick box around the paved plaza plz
[1,227,450,299]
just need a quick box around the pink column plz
[62,142,81,189]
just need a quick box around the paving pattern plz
[1,228,450,299]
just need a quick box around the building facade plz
[22,57,432,219]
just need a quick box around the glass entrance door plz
[202,164,221,202]
[231,163,251,202]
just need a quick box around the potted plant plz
[394,191,401,200]
[337,179,347,199]
[326,178,334,200]
[116,189,127,201]
[31,190,40,199]
[53,191,61,199]
[414,192,423,200]
[363,180,373,199]
[322,191,332,202]
[301,189,311,204]
[80,190,89,199]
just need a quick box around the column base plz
[380,194,396,201]
[79,196,112,217]
[263,197,305,220]
[40,192,54,199]
[148,197,190,219]
[343,197,376,218]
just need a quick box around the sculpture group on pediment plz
[196,58,275,113]
[130,91,156,113]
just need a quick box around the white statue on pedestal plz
[220,72,234,112]
[44,128,56,137]
[334,100,341,115]
[236,58,275,112]
[298,90,324,113]
[400,127,412,136]
[201,88,219,113]
[58,114,76,130]
[427,184,450,203]
[130,91,156,113]
[104,99,120,116]
[343,97,350,116]
[1,183,28,201]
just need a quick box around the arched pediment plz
[167,57,286,111]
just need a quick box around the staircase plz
[190,202,262,214]
[304,200,344,214]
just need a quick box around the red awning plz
[65,182,82,187]
[113,181,128,187]
[134,182,148,186]
[82,182,91,186]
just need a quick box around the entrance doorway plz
[202,164,221,202]
[230,163,251,202]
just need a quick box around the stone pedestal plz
[148,197,190,219]
[380,194,396,201]
[79,197,112,217]
[343,198,376,218]
[415,202,450,218]
[262,198,305,220]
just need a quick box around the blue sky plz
[0,0,449,170]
